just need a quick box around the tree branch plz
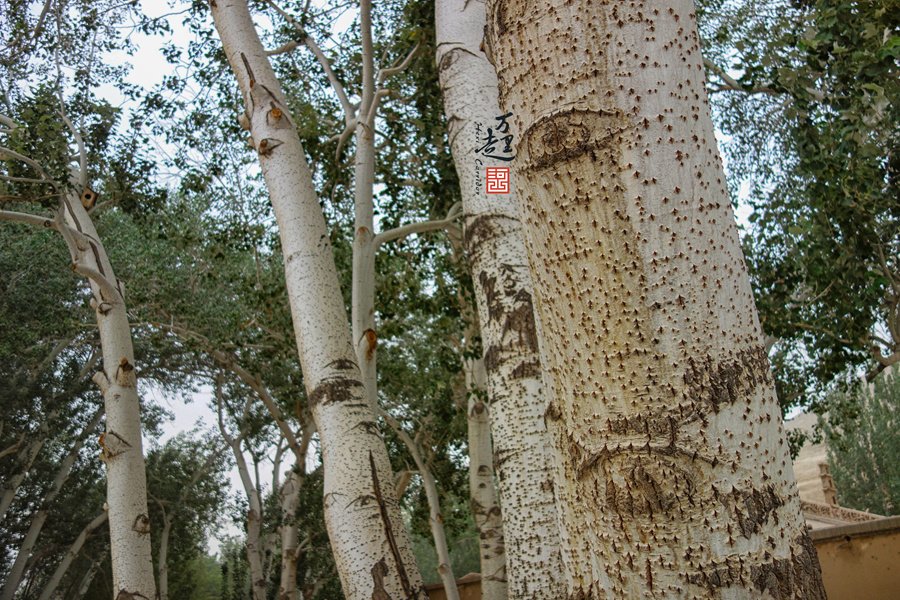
[263,0,354,119]
[0,210,57,229]
[374,202,462,249]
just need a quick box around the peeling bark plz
[484,0,826,597]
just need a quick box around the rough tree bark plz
[436,0,565,597]
[463,358,507,600]
[209,3,426,598]
[484,0,827,598]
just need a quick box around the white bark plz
[36,512,108,600]
[210,3,426,598]
[217,386,266,600]
[59,188,157,600]
[463,359,507,600]
[278,465,302,600]
[0,406,104,600]
[485,0,826,597]
[377,409,459,600]
[436,0,564,596]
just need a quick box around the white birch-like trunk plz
[158,513,172,600]
[59,190,157,600]
[463,358,506,600]
[73,550,107,600]
[0,407,104,600]
[210,4,426,597]
[37,512,108,600]
[378,409,460,600]
[484,1,827,597]
[278,466,302,600]
[436,1,565,596]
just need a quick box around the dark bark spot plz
[683,346,772,414]
[365,329,377,361]
[520,108,626,172]
[352,421,380,436]
[131,514,150,534]
[750,534,827,600]
[510,358,541,380]
[685,534,826,598]
[370,558,392,600]
[501,296,538,353]
[478,272,504,324]
[484,344,502,373]
[307,378,364,408]
[326,358,357,371]
[465,215,503,257]
[723,485,784,539]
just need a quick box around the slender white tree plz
[209,2,428,597]
[483,0,827,597]
[436,0,565,597]
[0,145,157,599]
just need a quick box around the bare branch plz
[0,210,57,229]
[374,202,462,249]
[0,144,54,180]
[330,119,357,161]
[377,44,419,84]
[266,40,299,56]
[70,262,122,303]
[0,434,25,461]
[59,111,86,183]
[264,0,354,119]
[703,56,827,102]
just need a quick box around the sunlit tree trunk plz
[436,0,565,597]
[210,3,426,598]
[484,0,827,597]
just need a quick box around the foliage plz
[699,0,900,410]
[822,369,900,516]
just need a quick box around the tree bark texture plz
[60,190,157,600]
[436,1,565,597]
[463,358,507,600]
[484,1,827,598]
[210,3,426,598]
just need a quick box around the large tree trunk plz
[210,3,426,598]
[484,1,827,598]
[435,1,565,597]
[60,190,157,600]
